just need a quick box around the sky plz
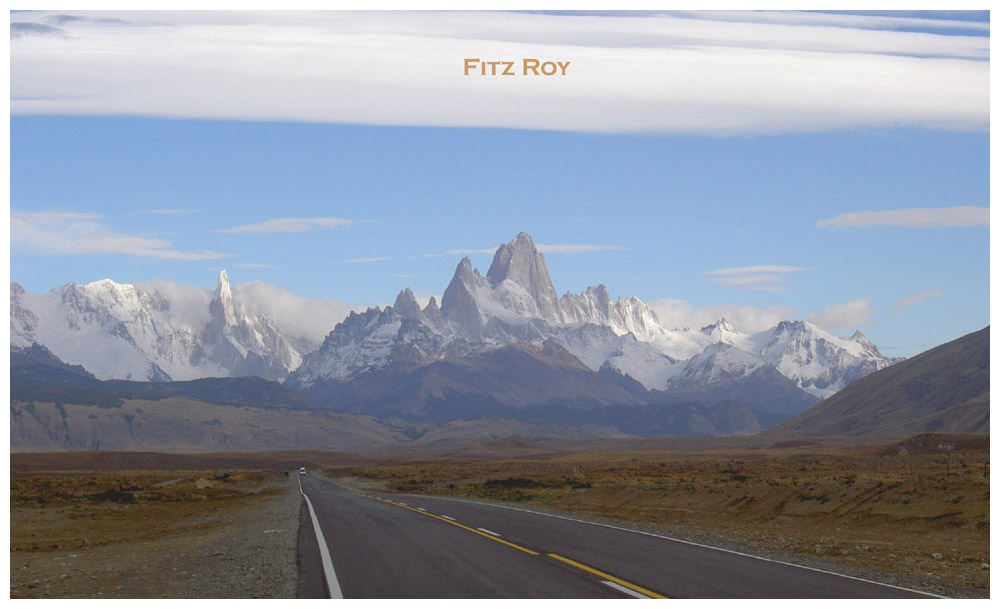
[8,9,991,358]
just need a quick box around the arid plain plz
[10,433,989,598]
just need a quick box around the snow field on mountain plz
[12,234,898,398]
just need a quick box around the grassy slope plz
[766,327,989,439]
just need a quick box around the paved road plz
[297,474,935,599]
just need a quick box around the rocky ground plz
[10,472,300,598]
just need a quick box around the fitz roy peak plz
[487,233,562,321]
[289,233,898,399]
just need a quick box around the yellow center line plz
[369,497,539,556]
[547,553,668,599]
[367,495,664,598]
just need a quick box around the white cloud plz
[707,265,805,275]
[537,244,630,255]
[11,211,231,260]
[649,295,875,335]
[341,256,392,264]
[706,274,790,293]
[231,280,361,346]
[647,297,793,333]
[11,22,65,39]
[132,277,362,346]
[9,11,988,135]
[893,288,944,312]
[145,208,199,216]
[670,10,990,34]
[421,247,497,259]
[218,216,356,234]
[816,206,989,228]
[422,243,628,258]
[234,262,283,269]
[808,299,873,331]
[703,264,803,292]
[14,211,101,221]
[133,279,213,328]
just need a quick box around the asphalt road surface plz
[296,473,936,599]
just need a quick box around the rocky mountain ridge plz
[11,233,899,424]
[289,233,898,401]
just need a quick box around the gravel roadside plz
[11,476,302,599]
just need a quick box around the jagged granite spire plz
[210,269,238,326]
[393,287,422,320]
[441,257,486,335]
[485,232,561,322]
[701,317,737,335]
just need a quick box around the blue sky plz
[8,10,990,357]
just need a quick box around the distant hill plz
[305,340,645,422]
[10,345,629,452]
[649,364,820,426]
[10,397,408,453]
[11,343,96,380]
[303,340,769,436]
[12,345,312,411]
[766,327,989,439]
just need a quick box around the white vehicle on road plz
[299,467,307,476]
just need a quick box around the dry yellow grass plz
[10,470,284,553]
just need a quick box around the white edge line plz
[299,477,344,599]
[412,494,946,599]
[476,527,502,537]
[602,580,650,599]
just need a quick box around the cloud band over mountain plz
[10,11,988,135]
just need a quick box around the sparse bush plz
[93,488,135,504]
[797,492,831,504]
[484,478,543,489]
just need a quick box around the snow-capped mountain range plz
[288,233,898,399]
[11,271,310,382]
[11,232,899,399]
